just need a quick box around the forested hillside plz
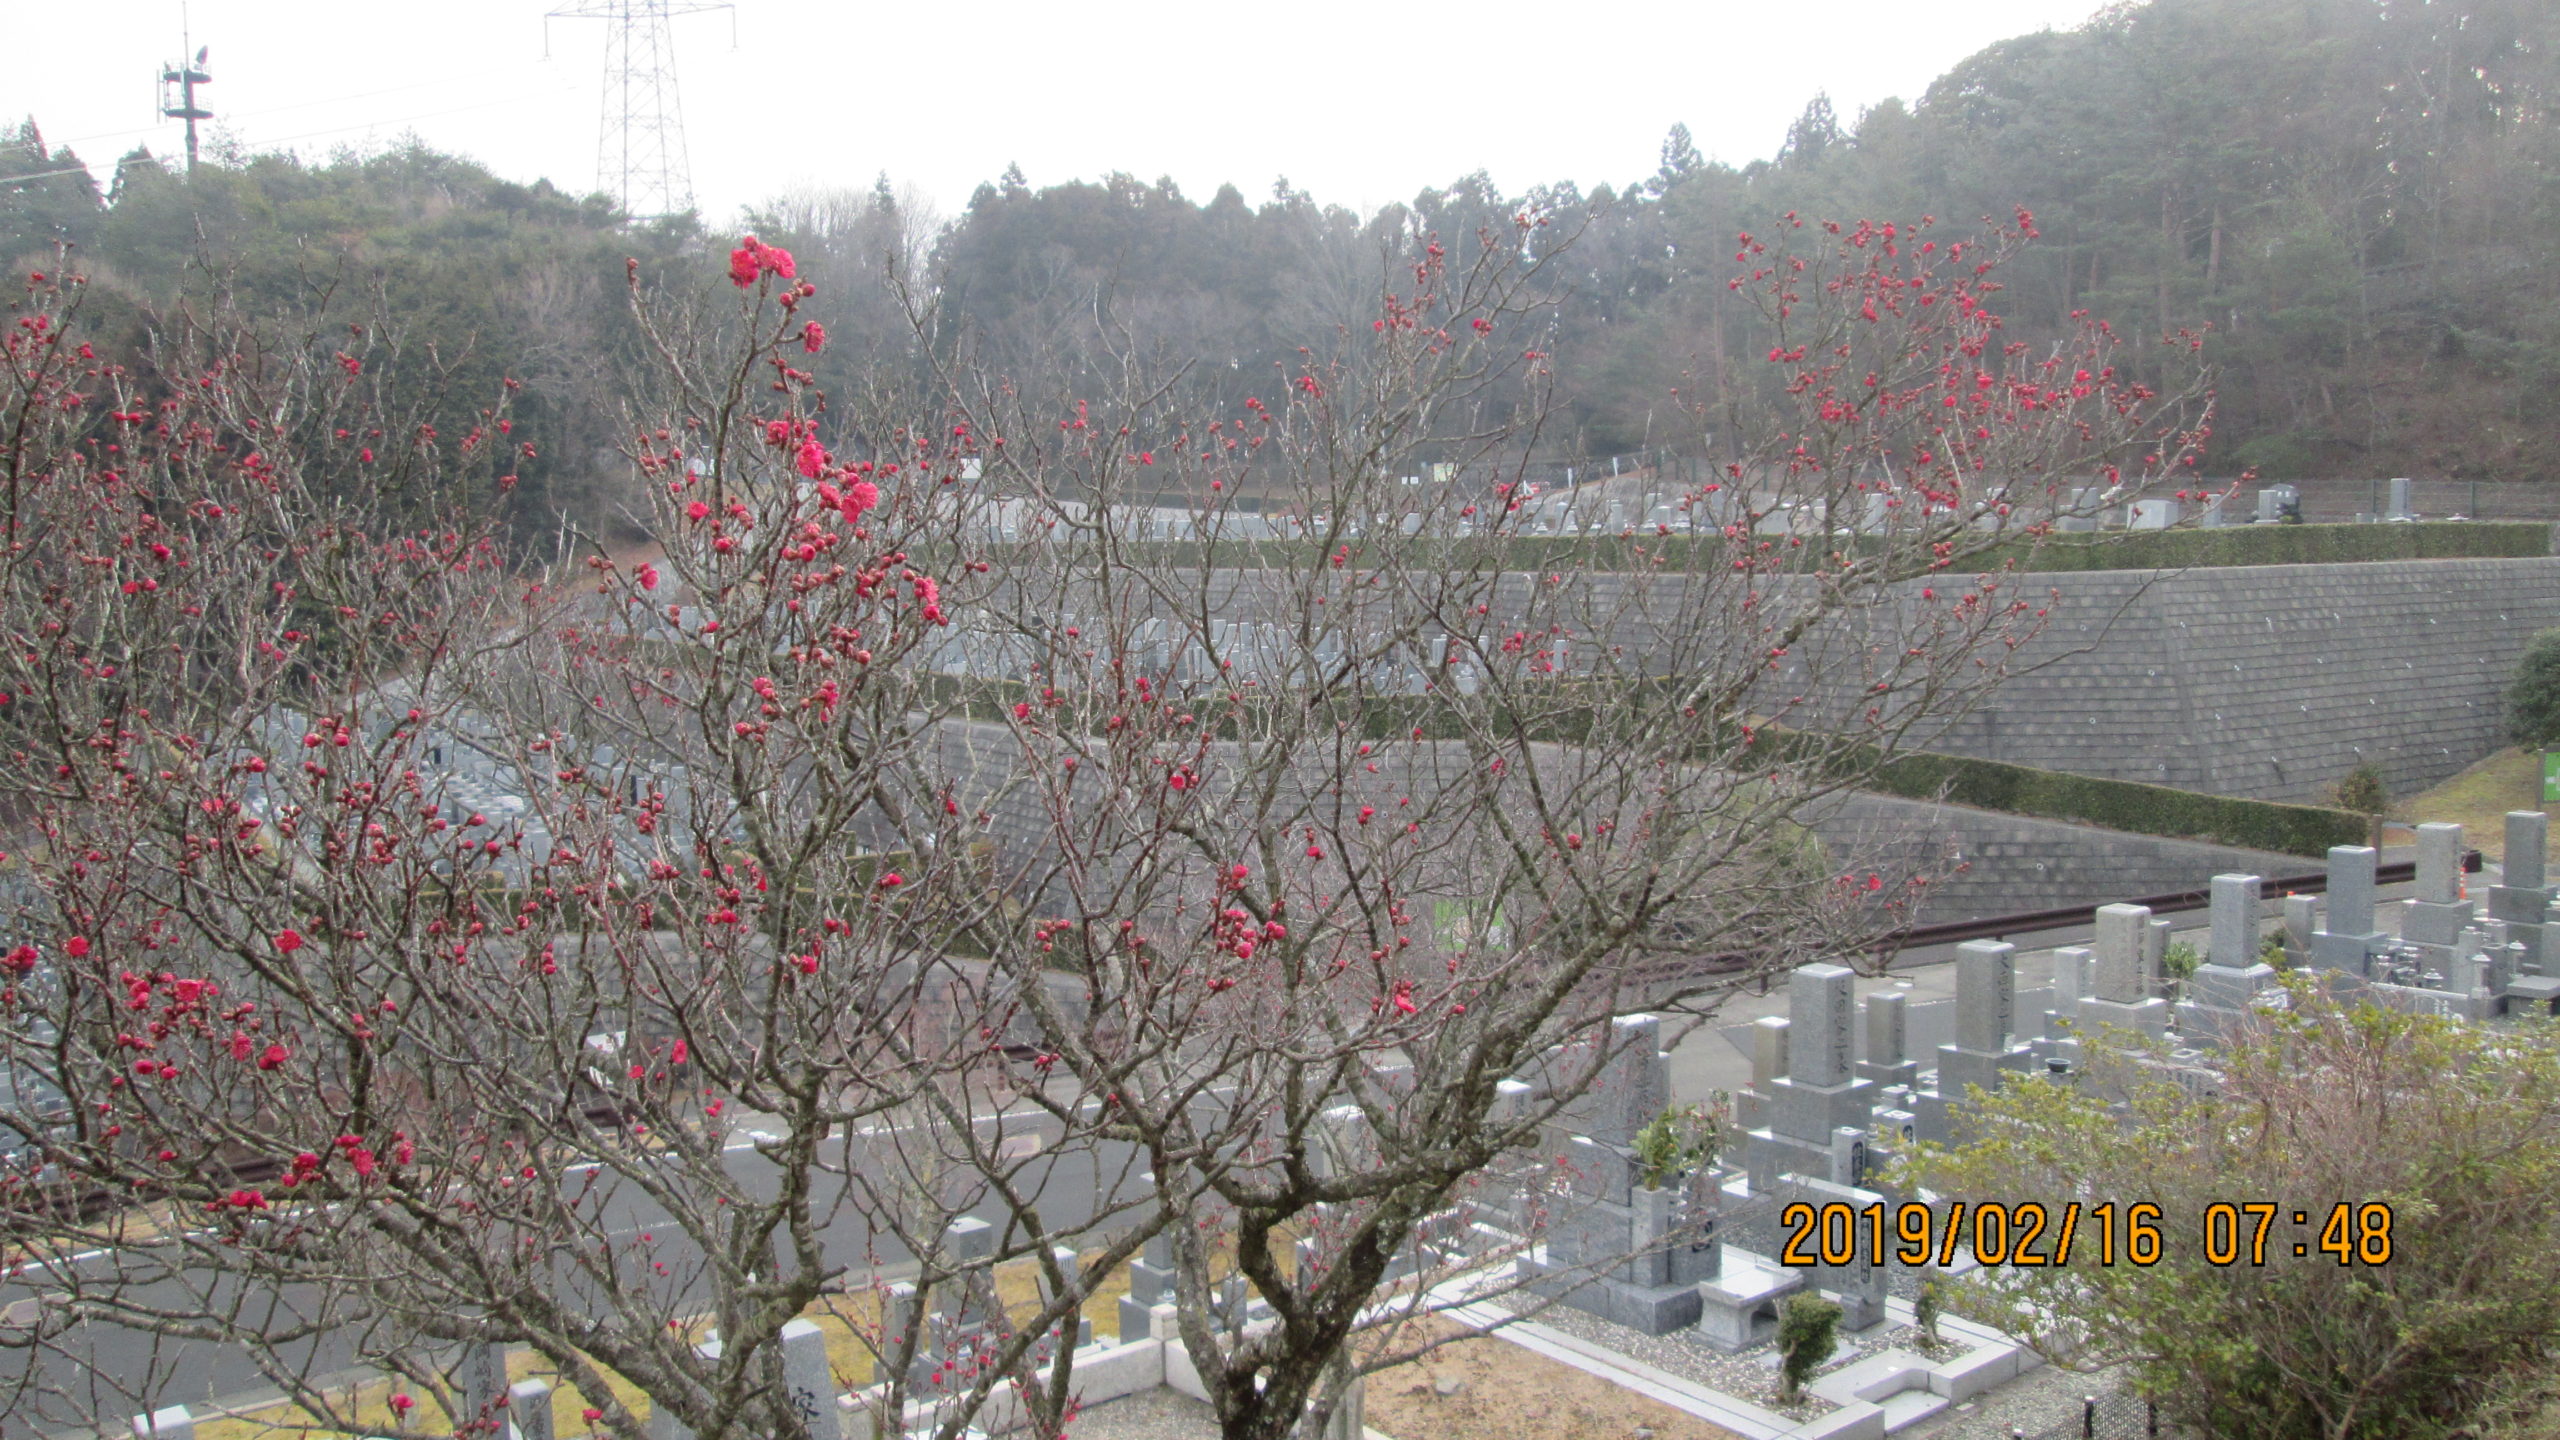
[6,0,2553,542]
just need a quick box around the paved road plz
[4,1107,1155,1434]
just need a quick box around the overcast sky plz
[8,0,2104,225]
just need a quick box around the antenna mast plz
[158,33,212,175]
[546,0,732,222]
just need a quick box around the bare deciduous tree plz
[0,207,2204,1440]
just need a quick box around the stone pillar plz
[1737,1015,1788,1133]
[461,1342,511,1439]
[1598,1015,1669,1148]
[779,1318,836,1440]
[506,1379,554,1440]
[2314,845,2384,975]
[2178,875,2280,1044]
[2208,872,2262,970]
[1120,1228,1177,1342]
[2083,907,2169,1039]
[1914,941,2036,1144]
[2093,906,2150,1004]
[1791,967,1853,1086]
[874,1282,919,1385]
[2404,824,2474,948]
[1747,965,1874,1191]
[130,1409,193,1440]
[2283,894,2318,959]
[1855,991,1917,1088]
[1953,942,2014,1054]
[2494,811,2554,972]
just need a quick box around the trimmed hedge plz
[1865,750,2367,859]
[972,519,2551,576]
[922,673,2360,859]
[1997,520,2551,573]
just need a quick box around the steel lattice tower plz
[547,0,730,221]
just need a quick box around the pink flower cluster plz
[729,235,798,288]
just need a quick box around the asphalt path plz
[2,1101,1158,1435]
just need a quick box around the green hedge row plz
[1864,749,2367,859]
[923,672,2362,860]
[1996,521,2552,573]
[957,519,2548,577]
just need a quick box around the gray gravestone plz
[1750,1016,1790,1087]
[2405,824,2474,947]
[1866,991,1904,1061]
[1790,965,1855,1087]
[2209,874,2263,970]
[130,1410,193,1440]
[462,1342,510,1437]
[1954,941,2015,1053]
[2314,845,2384,974]
[506,1379,553,1440]
[2510,811,2548,890]
[780,1318,835,1440]
[1856,991,1916,1088]
[2416,825,2464,905]
[2093,904,2150,1004]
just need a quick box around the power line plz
[53,66,551,152]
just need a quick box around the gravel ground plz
[1530,1305,1960,1418]
[1899,1363,2140,1439]
[1063,1385,1223,1440]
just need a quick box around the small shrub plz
[2162,940,2203,984]
[1777,1293,1843,1400]
[1630,1103,1718,1190]
[2510,629,2560,749]
[1914,1271,1944,1345]
[2260,932,2292,970]
[2332,763,2390,846]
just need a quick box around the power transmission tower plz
[546,0,731,222]
[158,43,212,176]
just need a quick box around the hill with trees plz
[5,0,2554,535]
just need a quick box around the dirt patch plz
[1360,1322,1746,1440]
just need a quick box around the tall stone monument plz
[2175,874,2281,1043]
[1912,941,2036,1143]
[2312,845,2386,975]
[1745,965,1876,1191]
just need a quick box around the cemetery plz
[114,796,2560,1440]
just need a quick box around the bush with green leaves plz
[1905,982,2560,1440]
[2161,940,2203,984]
[2510,628,2560,749]
[2260,932,2293,970]
[1913,1272,1944,1346]
[1776,1293,1843,1401]
[1630,1103,1720,1190]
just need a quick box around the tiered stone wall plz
[1923,557,2560,802]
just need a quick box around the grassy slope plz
[2399,746,2545,861]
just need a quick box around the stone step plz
[1879,1389,1951,1431]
